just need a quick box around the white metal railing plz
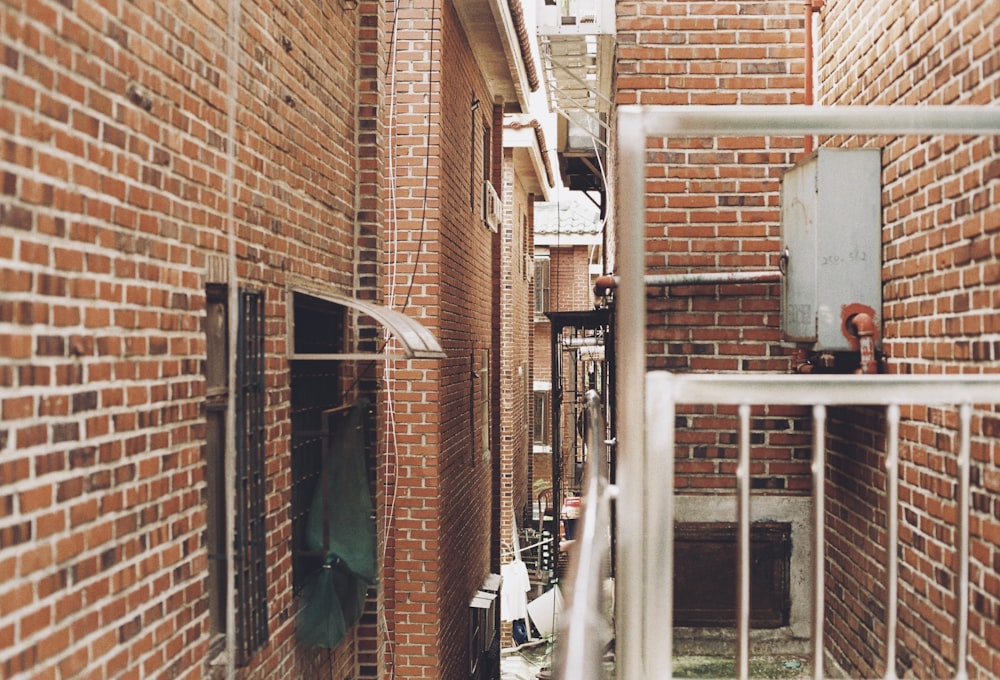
[554,389,615,679]
[615,106,1000,680]
[644,372,998,680]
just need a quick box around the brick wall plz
[615,0,812,494]
[0,0,376,677]
[499,158,533,557]
[498,152,534,648]
[817,1,1000,677]
[381,0,499,676]
[549,244,592,313]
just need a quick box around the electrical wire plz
[378,1,402,676]
[379,0,437,674]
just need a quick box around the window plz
[289,292,345,593]
[480,349,490,460]
[287,291,378,649]
[204,287,270,667]
[534,256,550,318]
[533,389,551,448]
[234,290,269,666]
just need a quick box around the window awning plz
[289,291,446,361]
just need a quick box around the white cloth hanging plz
[500,559,531,622]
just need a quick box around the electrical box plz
[780,148,882,351]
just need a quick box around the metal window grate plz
[235,290,269,666]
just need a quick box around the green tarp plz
[297,401,377,648]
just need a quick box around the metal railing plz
[554,389,616,679]
[612,106,1000,680]
[642,372,999,680]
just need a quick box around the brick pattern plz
[0,0,372,677]
[498,155,534,647]
[817,1,1000,677]
[499,160,533,560]
[380,0,498,676]
[615,0,812,494]
[550,244,593,313]
[616,0,805,108]
[531,239,595,497]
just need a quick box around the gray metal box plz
[780,148,882,351]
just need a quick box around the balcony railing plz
[547,105,1000,680]
[554,373,1000,680]
[553,389,614,679]
[642,372,998,680]
[537,0,615,161]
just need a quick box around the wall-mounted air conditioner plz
[483,180,502,231]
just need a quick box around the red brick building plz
[0,0,543,679]
[5,0,998,678]
[498,115,551,564]
[530,194,603,508]
[600,0,1000,677]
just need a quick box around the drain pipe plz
[803,0,825,154]
[594,270,782,296]
[847,311,878,374]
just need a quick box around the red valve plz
[841,304,878,374]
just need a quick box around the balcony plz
[536,0,615,197]
[548,105,1000,679]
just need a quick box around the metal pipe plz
[737,404,752,680]
[883,404,900,680]
[644,371,675,678]
[662,373,1000,407]
[811,404,827,680]
[624,105,1000,137]
[551,328,562,560]
[644,270,783,287]
[555,391,612,680]
[848,311,879,374]
[598,270,783,293]
[802,1,825,153]
[955,403,972,680]
[223,0,242,674]
[615,107,650,680]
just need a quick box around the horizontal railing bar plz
[649,372,1000,406]
[618,105,1000,137]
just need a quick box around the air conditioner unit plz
[482,181,502,231]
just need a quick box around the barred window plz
[234,289,269,666]
[204,287,269,668]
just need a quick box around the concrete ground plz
[502,642,812,679]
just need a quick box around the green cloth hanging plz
[297,401,377,648]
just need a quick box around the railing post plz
[884,404,900,680]
[554,391,612,680]
[955,403,971,680]
[615,107,651,680]
[812,404,827,680]
[737,404,751,680]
